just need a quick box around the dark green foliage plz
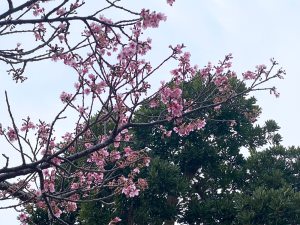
[77,78,288,225]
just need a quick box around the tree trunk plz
[127,206,134,225]
[164,195,178,225]
[164,169,198,225]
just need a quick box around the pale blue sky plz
[0,0,299,224]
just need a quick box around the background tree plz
[75,78,284,225]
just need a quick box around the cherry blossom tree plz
[0,0,285,224]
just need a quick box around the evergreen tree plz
[77,78,289,225]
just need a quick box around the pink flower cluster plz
[60,91,73,103]
[21,118,36,132]
[200,61,213,79]
[7,127,18,142]
[28,2,44,17]
[56,8,66,15]
[161,87,182,104]
[214,75,228,86]
[173,119,206,136]
[109,217,122,225]
[122,183,140,198]
[159,125,172,139]
[140,9,167,29]
[168,100,183,118]
[167,0,176,6]
[242,71,256,80]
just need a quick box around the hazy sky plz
[0,0,299,224]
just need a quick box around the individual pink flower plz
[114,134,122,148]
[60,91,73,103]
[19,213,27,221]
[37,201,43,208]
[52,157,62,165]
[166,131,172,137]
[54,209,62,218]
[115,217,121,222]
[7,127,18,142]
[43,169,49,176]
[36,189,42,197]
[133,168,140,174]
[144,157,151,166]
[124,134,133,141]
[56,8,66,15]
[59,23,66,29]
[71,183,78,190]
[34,32,41,41]
[167,0,175,6]
[49,183,55,193]
[84,88,91,96]
[150,101,158,108]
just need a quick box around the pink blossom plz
[170,88,182,98]
[124,147,132,156]
[144,157,151,166]
[68,202,77,211]
[52,157,62,165]
[150,101,158,108]
[109,217,122,225]
[43,169,50,176]
[99,149,109,156]
[122,184,140,198]
[214,76,228,86]
[34,32,41,41]
[41,149,46,155]
[49,183,55,193]
[85,143,94,149]
[19,213,27,221]
[121,129,128,134]
[114,217,121,222]
[197,120,206,129]
[60,91,73,103]
[256,64,267,71]
[167,0,175,6]
[133,168,140,173]
[140,9,167,29]
[59,23,66,29]
[99,49,105,55]
[54,209,62,218]
[110,150,121,162]
[37,201,43,207]
[242,71,256,80]
[84,88,91,96]
[114,134,122,148]
[36,189,42,197]
[21,121,36,132]
[58,35,66,43]
[7,127,18,142]
[124,134,133,142]
[56,8,66,15]
[33,10,39,17]
[166,131,172,137]
[71,183,78,190]
[38,23,45,31]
